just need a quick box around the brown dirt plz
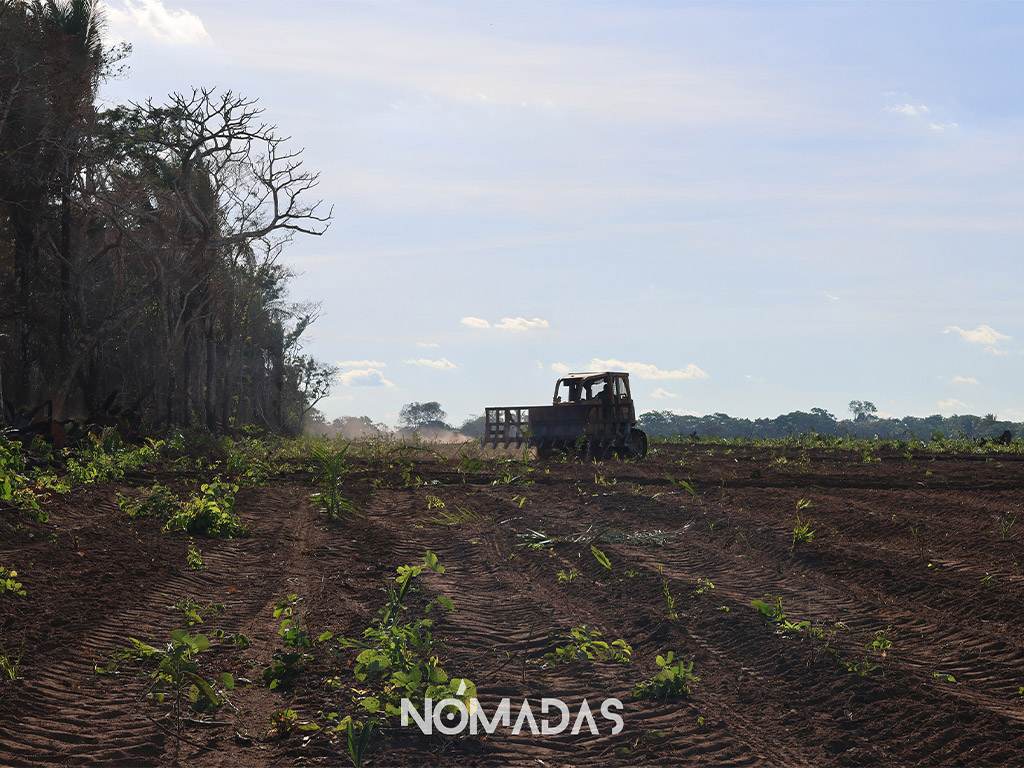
[1,443,1023,766]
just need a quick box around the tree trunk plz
[204,318,217,431]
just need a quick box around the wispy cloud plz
[651,387,678,399]
[461,316,549,331]
[337,368,394,388]
[928,122,959,132]
[101,0,209,44]
[943,324,1010,345]
[938,398,969,411]
[416,342,439,348]
[590,358,708,380]
[551,362,571,374]
[950,376,979,384]
[337,359,387,368]
[405,358,456,370]
[227,16,785,129]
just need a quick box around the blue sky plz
[98,1,1024,427]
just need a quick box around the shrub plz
[165,479,246,537]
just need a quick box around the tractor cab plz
[553,372,632,406]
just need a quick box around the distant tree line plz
[0,0,335,432]
[309,399,1021,445]
[637,402,1020,443]
[306,401,470,440]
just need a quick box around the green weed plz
[263,594,313,690]
[170,597,224,627]
[345,717,375,768]
[692,577,715,597]
[657,565,678,620]
[337,552,474,717]
[125,630,233,744]
[751,595,811,634]
[0,642,23,683]
[633,652,699,700]
[556,568,580,585]
[543,626,632,666]
[0,438,45,517]
[0,567,26,598]
[165,479,246,538]
[118,483,180,520]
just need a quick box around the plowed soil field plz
[2,443,1024,766]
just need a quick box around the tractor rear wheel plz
[625,429,648,459]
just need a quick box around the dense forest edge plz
[1,0,336,437]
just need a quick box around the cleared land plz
[1,441,1023,766]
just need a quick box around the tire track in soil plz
[576,462,1024,766]
[0,484,350,767]
[439,451,1024,767]
[355,493,775,767]
[4,445,1024,767]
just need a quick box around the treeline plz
[637,409,1021,443]
[309,404,1021,445]
[0,0,334,433]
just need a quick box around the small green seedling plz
[591,545,612,570]
[0,567,26,597]
[791,499,814,554]
[186,540,204,570]
[556,568,579,585]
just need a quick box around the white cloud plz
[405,357,456,370]
[950,376,979,384]
[337,368,394,388]
[551,362,571,374]
[886,103,929,117]
[461,316,549,331]
[101,0,209,45]
[745,374,765,382]
[1000,408,1024,421]
[495,317,549,331]
[943,324,1010,345]
[928,122,958,132]
[827,294,839,301]
[938,398,968,411]
[590,358,708,380]
[416,342,439,348]
[984,346,1010,356]
[337,359,387,368]
[651,387,678,399]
